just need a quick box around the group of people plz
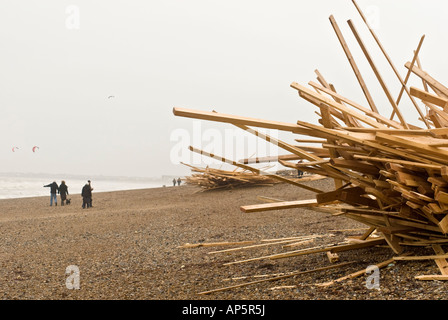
[44,180,94,209]
[172,177,182,186]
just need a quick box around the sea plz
[0,172,175,200]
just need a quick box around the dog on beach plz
[65,198,71,205]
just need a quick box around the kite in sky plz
[32,146,39,152]
[12,146,19,152]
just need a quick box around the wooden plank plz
[316,187,364,204]
[347,18,410,129]
[359,227,376,241]
[316,186,379,208]
[317,257,396,287]
[309,81,402,129]
[326,251,340,263]
[430,128,448,137]
[416,55,430,93]
[318,102,345,189]
[428,177,448,187]
[207,238,302,254]
[197,262,354,295]
[410,86,448,110]
[404,62,448,98]
[240,199,318,213]
[375,132,448,165]
[354,155,442,170]
[350,1,430,128]
[291,83,388,129]
[343,127,431,135]
[329,83,361,127]
[394,254,448,261]
[436,191,448,204]
[225,241,365,266]
[188,146,326,194]
[330,158,379,175]
[314,70,359,128]
[415,275,448,281]
[377,226,415,235]
[297,120,441,166]
[261,235,320,242]
[396,35,425,107]
[240,154,301,164]
[172,107,317,135]
[282,239,315,249]
[432,244,448,275]
[295,139,327,144]
[231,122,347,182]
[345,212,441,233]
[294,160,331,168]
[177,240,256,248]
[439,215,448,234]
[329,15,379,114]
[269,238,386,260]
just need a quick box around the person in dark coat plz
[44,181,59,206]
[88,180,93,207]
[58,180,69,206]
[81,183,92,209]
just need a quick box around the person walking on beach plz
[81,182,92,209]
[44,181,59,206]
[58,180,69,206]
[173,178,176,186]
[177,177,182,186]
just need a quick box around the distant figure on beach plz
[81,182,92,209]
[298,170,304,178]
[173,178,176,186]
[44,181,59,206]
[58,180,69,206]
[177,177,181,186]
[88,180,94,207]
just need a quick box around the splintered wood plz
[174,0,448,283]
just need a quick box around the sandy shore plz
[0,178,447,300]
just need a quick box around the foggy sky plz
[1,0,447,178]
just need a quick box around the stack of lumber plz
[182,163,281,191]
[173,1,448,280]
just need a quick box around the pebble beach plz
[1,178,447,300]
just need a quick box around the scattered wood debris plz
[182,163,281,191]
[174,0,448,288]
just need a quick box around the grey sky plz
[1,0,447,178]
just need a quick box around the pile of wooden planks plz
[173,1,448,280]
[182,163,281,191]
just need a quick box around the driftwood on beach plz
[174,0,448,282]
[181,163,282,191]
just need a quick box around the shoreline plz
[0,184,175,201]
